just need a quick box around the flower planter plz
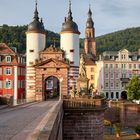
[136,134,140,138]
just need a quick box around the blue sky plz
[0,0,140,37]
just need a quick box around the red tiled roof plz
[0,43,16,55]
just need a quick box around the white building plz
[96,49,140,99]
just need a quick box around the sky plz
[0,0,140,37]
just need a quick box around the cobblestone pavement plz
[0,99,58,140]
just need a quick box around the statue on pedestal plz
[79,54,87,79]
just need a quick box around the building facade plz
[96,49,140,99]
[0,43,25,104]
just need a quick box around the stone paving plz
[0,100,58,140]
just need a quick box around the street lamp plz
[59,77,63,100]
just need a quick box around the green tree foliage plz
[0,25,60,53]
[96,27,140,54]
[126,76,140,100]
[1,25,140,54]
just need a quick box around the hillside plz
[96,27,140,54]
[0,24,60,53]
[0,25,140,54]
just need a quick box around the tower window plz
[70,61,74,64]
[70,49,74,53]
[56,68,60,71]
[29,50,34,52]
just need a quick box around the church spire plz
[86,3,94,28]
[67,0,73,21]
[88,4,92,18]
[33,0,39,21]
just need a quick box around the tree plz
[126,76,140,100]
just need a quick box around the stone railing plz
[27,101,63,140]
[63,98,107,111]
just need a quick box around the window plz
[129,64,132,69]
[116,64,119,69]
[91,67,94,72]
[29,50,34,52]
[0,80,2,88]
[106,92,109,98]
[116,83,119,88]
[6,56,11,63]
[70,49,74,53]
[70,61,74,64]
[91,75,94,80]
[105,64,108,68]
[5,80,12,89]
[122,73,126,78]
[105,73,108,79]
[105,83,108,87]
[0,67,2,75]
[129,73,132,78]
[111,73,114,79]
[122,64,126,69]
[116,73,119,78]
[134,64,136,69]
[110,64,113,69]
[110,82,114,87]
[5,68,12,75]
[116,92,119,99]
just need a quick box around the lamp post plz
[59,77,63,100]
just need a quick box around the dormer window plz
[6,56,11,63]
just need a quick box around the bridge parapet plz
[63,98,107,111]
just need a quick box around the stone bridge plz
[30,98,107,140]
[0,98,107,140]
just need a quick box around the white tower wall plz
[26,32,46,102]
[26,33,46,66]
[61,33,79,66]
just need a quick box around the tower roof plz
[27,0,45,33]
[86,5,94,28]
[61,0,80,34]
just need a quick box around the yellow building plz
[85,58,97,92]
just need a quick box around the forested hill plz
[0,24,60,53]
[96,27,140,54]
[0,25,140,54]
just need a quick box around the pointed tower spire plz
[67,0,73,21]
[33,0,39,21]
[88,3,92,18]
[86,3,94,28]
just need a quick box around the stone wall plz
[105,101,140,127]
[63,111,104,140]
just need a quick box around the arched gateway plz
[44,76,60,100]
